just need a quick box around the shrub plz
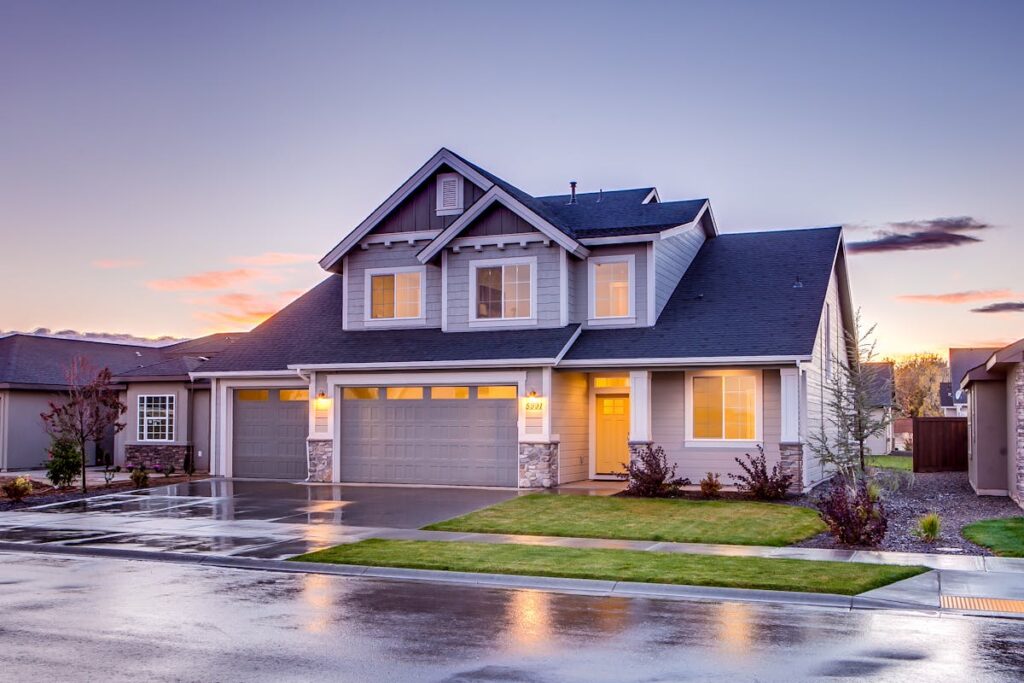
[45,438,82,489]
[914,513,941,543]
[102,465,121,485]
[700,472,722,498]
[622,444,690,497]
[130,466,150,490]
[816,478,888,546]
[729,445,792,500]
[164,464,175,478]
[2,477,33,502]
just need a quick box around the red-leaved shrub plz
[816,478,887,546]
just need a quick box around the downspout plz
[186,379,194,474]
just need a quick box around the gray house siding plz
[653,224,705,320]
[0,390,110,470]
[345,243,443,330]
[445,243,563,331]
[462,203,538,237]
[372,167,486,234]
[573,244,650,328]
[551,370,589,483]
[650,369,782,484]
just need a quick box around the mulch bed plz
[0,474,208,512]
[792,471,1023,555]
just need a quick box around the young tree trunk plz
[80,437,88,494]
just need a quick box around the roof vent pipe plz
[597,189,603,203]
[793,276,804,289]
[569,181,577,205]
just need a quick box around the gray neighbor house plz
[188,148,856,492]
[0,333,240,472]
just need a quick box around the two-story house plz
[194,148,854,491]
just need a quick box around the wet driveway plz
[1,550,1023,682]
[0,479,519,559]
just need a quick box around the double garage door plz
[232,384,519,486]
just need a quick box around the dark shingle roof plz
[864,362,894,408]
[197,276,580,372]
[448,149,706,240]
[114,355,208,380]
[564,226,842,361]
[0,335,166,388]
[949,347,999,389]
[161,333,244,357]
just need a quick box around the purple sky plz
[1,0,1021,356]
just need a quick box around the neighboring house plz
[0,333,241,472]
[960,337,1024,506]
[864,361,895,455]
[194,148,855,492]
[947,347,994,417]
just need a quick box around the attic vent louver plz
[793,276,804,289]
[435,172,464,216]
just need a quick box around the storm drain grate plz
[942,595,1024,613]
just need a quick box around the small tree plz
[807,311,891,478]
[40,357,127,494]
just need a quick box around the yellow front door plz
[595,395,630,475]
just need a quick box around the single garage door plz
[339,384,518,487]
[232,388,308,479]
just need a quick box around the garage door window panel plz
[344,387,380,400]
[431,386,469,399]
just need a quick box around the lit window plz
[477,385,517,400]
[279,389,309,402]
[594,376,630,389]
[692,374,756,440]
[592,259,631,318]
[473,262,532,320]
[343,387,379,400]
[138,395,175,441]
[386,387,424,400]
[431,386,469,400]
[236,389,268,401]
[370,271,421,320]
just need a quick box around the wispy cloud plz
[0,327,181,345]
[92,258,144,269]
[848,216,990,254]
[896,289,1014,304]
[146,268,273,291]
[971,301,1024,314]
[194,290,303,329]
[230,252,318,266]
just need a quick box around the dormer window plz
[588,255,635,324]
[436,172,464,216]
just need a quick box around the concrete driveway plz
[0,479,520,560]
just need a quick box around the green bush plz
[914,513,941,543]
[130,466,150,490]
[2,476,33,502]
[45,438,82,489]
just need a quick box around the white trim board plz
[557,355,810,368]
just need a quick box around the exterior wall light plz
[314,391,332,411]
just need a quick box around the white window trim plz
[468,256,538,327]
[587,254,636,325]
[435,172,464,216]
[684,369,763,447]
[363,265,427,327]
[137,394,175,443]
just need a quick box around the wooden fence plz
[912,417,968,473]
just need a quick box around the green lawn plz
[292,539,926,596]
[866,455,913,472]
[962,518,1024,557]
[423,493,826,546]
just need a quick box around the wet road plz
[1,551,1023,682]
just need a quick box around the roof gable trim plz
[319,149,495,270]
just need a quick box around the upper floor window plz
[588,255,634,322]
[366,267,424,322]
[470,257,535,323]
[436,172,464,216]
[138,395,174,442]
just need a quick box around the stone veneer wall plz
[1012,365,1024,506]
[519,443,558,488]
[779,442,804,493]
[125,444,188,472]
[307,439,333,483]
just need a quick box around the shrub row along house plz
[189,148,854,490]
[0,333,241,472]
[956,339,1024,506]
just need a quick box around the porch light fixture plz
[314,391,332,411]
[527,390,538,398]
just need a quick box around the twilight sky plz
[1,0,1021,357]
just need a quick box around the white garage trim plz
[212,377,307,478]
